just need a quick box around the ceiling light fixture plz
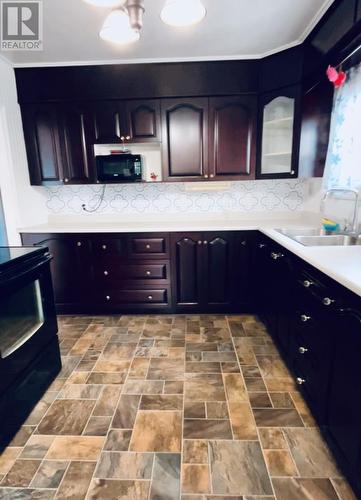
[99,8,140,44]
[160,0,206,27]
[83,0,126,8]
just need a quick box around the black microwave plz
[96,154,142,183]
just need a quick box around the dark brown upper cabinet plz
[298,79,334,178]
[209,96,257,180]
[161,98,208,181]
[92,100,124,144]
[257,85,301,179]
[59,103,96,184]
[125,99,161,143]
[21,103,64,185]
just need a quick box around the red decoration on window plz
[327,65,346,88]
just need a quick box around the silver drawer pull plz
[104,271,109,276]
[300,314,311,322]
[323,297,335,306]
[148,295,153,300]
[146,271,151,276]
[303,280,313,288]
[296,377,306,385]
[198,241,202,245]
[77,241,82,247]
[146,244,151,249]
[102,244,107,250]
[298,347,308,354]
[106,295,111,301]
[259,244,266,249]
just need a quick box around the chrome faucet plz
[321,188,360,234]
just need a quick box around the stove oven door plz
[0,256,58,395]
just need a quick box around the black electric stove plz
[0,246,61,451]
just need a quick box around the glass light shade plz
[99,9,140,44]
[160,0,206,27]
[83,0,126,7]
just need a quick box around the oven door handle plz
[0,254,52,288]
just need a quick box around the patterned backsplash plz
[43,179,310,215]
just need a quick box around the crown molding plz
[4,0,334,69]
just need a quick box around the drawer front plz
[128,235,169,259]
[98,288,168,305]
[295,270,338,310]
[95,262,169,283]
[92,238,124,258]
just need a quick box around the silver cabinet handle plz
[299,347,308,354]
[303,280,313,288]
[203,241,208,245]
[64,178,69,183]
[290,170,295,175]
[241,241,247,247]
[271,252,284,260]
[146,271,151,276]
[198,241,202,245]
[104,271,109,276]
[210,174,214,178]
[102,244,107,250]
[77,241,82,247]
[296,377,306,385]
[146,244,151,249]
[323,297,335,306]
[106,295,111,301]
[204,174,209,179]
[259,244,266,249]
[148,295,153,300]
[300,314,311,322]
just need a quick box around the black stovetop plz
[0,246,45,269]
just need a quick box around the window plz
[324,62,361,189]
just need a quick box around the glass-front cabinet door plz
[257,85,301,178]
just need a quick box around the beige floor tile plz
[264,449,299,477]
[130,411,182,452]
[183,440,208,464]
[46,436,105,460]
[182,464,211,494]
[55,460,96,499]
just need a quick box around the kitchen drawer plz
[127,235,169,259]
[292,359,329,420]
[94,261,170,284]
[91,238,124,258]
[97,288,169,305]
[295,269,339,310]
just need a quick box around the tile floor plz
[0,315,356,500]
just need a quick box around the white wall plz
[0,58,47,244]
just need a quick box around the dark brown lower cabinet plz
[21,230,254,314]
[21,233,91,311]
[171,231,252,313]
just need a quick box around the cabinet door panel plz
[327,309,361,482]
[257,85,301,179]
[125,99,161,142]
[21,234,90,307]
[171,234,203,308]
[21,103,63,185]
[204,233,234,308]
[162,98,208,181]
[92,101,124,143]
[60,104,95,184]
[209,96,256,179]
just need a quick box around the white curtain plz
[324,62,361,189]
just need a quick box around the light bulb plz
[99,9,140,44]
[83,0,126,7]
[160,0,206,27]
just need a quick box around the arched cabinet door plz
[171,233,203,309]
[203,233,234,308]
[257,85,301,179]
[59,103,96,184]
[161,98,208,181]
[21,103,63,185]
[209,96,257,180]
[125,99,161,143]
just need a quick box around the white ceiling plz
[1,0,334,67]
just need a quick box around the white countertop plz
[18,211,361,299]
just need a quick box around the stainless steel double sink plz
[275,228,361,246]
